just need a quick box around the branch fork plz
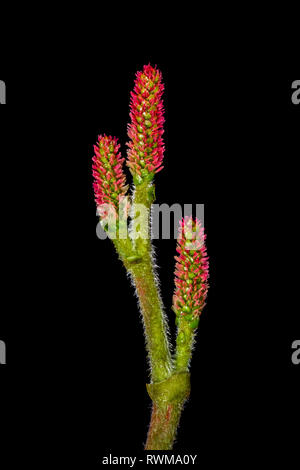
[92,64,209,450]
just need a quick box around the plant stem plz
[145,402,183,450]
[127,180,172,383]
[175,319,195,372]
[145,372,190,450]
[112,179,192,448]
[130,256,172,382]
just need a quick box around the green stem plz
[145,372,190,450]
[110,179,194,448]
[130,257,172,382]
[111,180,172,383]
[145,402,183,450]
[129,180,172,383]
[175,319,195,372]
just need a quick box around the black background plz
[0,42,299,467]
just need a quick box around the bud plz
[92,135,128,218]
[127,64,165,183]
[173,217,209,327]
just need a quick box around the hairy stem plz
[129,180,172,383]
[175,319,195,372]
[145,372,190,450]
[112,180,192,448]
[130,257,172,382]
[145,403,183,450]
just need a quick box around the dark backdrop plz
[0,49,299,466]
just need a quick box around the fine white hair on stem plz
[150,204,173,357]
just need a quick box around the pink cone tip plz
[127,64,165,181]
[92,134,128,217]
[173,217,209,320]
